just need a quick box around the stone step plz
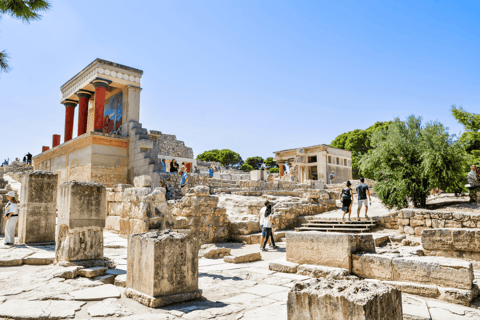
[295,227,372,233]
[307,219,376,224]
[302,223,375,228]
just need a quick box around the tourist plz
[260,162,267,171]
[160,182,172,200]
[22,156,26,163]
[208,165,215,178]
[467,165,479,202]
[341,181,353,221]
[3,159,8,165]
[194,166,199,174]
[170,160,178,173]
[258,200,271,249]
[356,177,372,220]
[180,170,188,188]
[161,159,167,173]
[261,203,279,251]
[26,152,32,165]
[181,162,187,173]
[329,171,335,184]
[3,191,19,245]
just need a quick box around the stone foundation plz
[287,278,403,320]
[126,230,200,307]
[286,232,375,272]
[398,209,480,234]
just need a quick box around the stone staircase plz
[295,219,377,233]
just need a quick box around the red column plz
[52,134,61,147]
[92,79,110,132]
[278,162,284,177]
[42,146,50,152]
[63,101,77,142]
[76,91,92,136]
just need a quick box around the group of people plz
[1,152,33,168]
[259,200,279,251]
[340,177,372,221]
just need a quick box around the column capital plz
[76,89,94,99]
[63,99,77,108]
[91,78,112,88]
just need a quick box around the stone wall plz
[398,209,480,235]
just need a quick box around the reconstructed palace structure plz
[33,59,195,188]
[274,144,352,184]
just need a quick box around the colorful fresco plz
[103,90,123,134]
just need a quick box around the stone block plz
[404,226,415,235]
[224,252,261,263]
[414,226,429,236]
[392,256,473,290]
[380,281,439,298]
[268,259,299,273]
[107,191,115,202]
[134,175,152,188]
[410,219,424,227]
[113,184,133,192]
[78,267,107,278]
[56,181,106,262]
[297,264,350,279]
[250,170,266,181]
[198,244,231,259]
[352,253,393,281]
[287,278,403,320]
[422,228,480,253]
[18,171,58,244]
[398,219,410,226]
[127,230,201,307]
[114,192,124,202]
[286,232,374,272]
[445,220,462,228]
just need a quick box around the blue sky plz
[0,0,478,162]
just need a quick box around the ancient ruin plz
[1,59,480,320]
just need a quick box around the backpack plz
[341,188,351,199]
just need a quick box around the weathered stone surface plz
[125,287,203,308]
[18,171,58,244]
[70,284,121,301]
[372,234,389,247]
[94,274,115,284]
[437,286,476,306]
[422,228,480,252]
[115,274,127,287]
[23,251,55,265]
[78,266,107,278]
[53,266,83,279]
[381,281,439,298]
[269,259,299,273]
[0,300,85,319]
[87,298,133,317]
[198,244,231,259]
[392,256,473,290]
[113,184,133,192]
[297,264,350,279]
[127,230,199,299]
[352,253,394,281]
[56,181,106,262]
[286,232,375,272]
[224,252,261,263]
[134,175,152,188]
[287,278,403,320]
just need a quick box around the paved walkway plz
[0,231,479,319]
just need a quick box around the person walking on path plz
[261,203,279,251]
[160,159,167,173]
[356,177,372,220]
[258,200,272,249]
[329,171,335,184]
[3,191,19,245]
[180,171,188,188]
[341,181,353,221]
[26,152,32,166]
[467,165,479,202]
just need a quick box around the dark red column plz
[42,146,50,152]
[92,79,111,132]
[63,101,77,142]
[76,91,92,136]
[52,134,61,148]
[278,161,285,177]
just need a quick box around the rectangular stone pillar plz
[55,181,106,262]
[288,278,403,320]
[125,230,202,307]
[18,171,58,244]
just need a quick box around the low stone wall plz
[398,209,480,235]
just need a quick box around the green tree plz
[240,163,254,172]
[451,105,480,154]
[264,157,278,169]
[197,149,243,169]
[0,0,51,74]
[360,115,469,209]
[330,121,391,178]
[269,167,279,173]
[245,156,264,170]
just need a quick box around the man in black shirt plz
[356,177,372,219]
[26,152,32,166]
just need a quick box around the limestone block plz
[124,187,152,203]
[224,252,261,263]
[269,259,299,273]
[392,256,473,290]
[113,184,133,192]
[56,226,104,262]
[114,274,127,287]
[119,218,149,235]
[186,185,210,197]
[389,234,406,243]
[398,219,410,226]
[134,175,152,188]
[287,278,403,320]
[422,228,480,253]
[18,171,58,244]
[78,267,108,278]
[114,192,124,202]
[352,253,394,281]
[198,244,231,259]
[414,226,429,236]
[297,264,350,279]
[404,226,415,235]
[127,230,200,302]
[410,219,424,227]
[57,181,106,229]
[230,221,262,235]
[463,220,476,228]
[250,170,265,181]
[445,220,462,228]
[380,281,439,298]
[105,216,121,232]
[286,232,374,272]
[437,286,476,306]
[107,191,115,202]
